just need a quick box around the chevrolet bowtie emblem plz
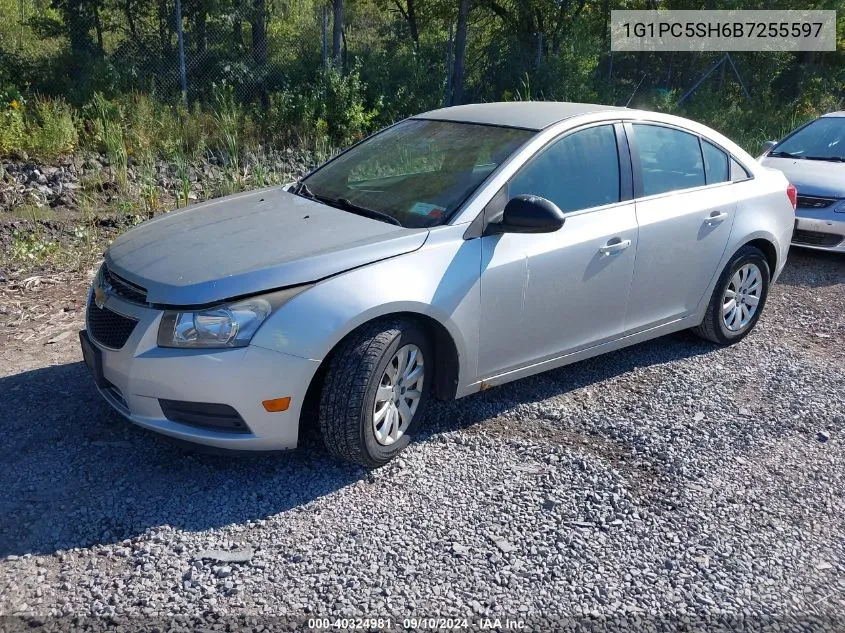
[94,282,108,309]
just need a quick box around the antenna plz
[625,73,647,108]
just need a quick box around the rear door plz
[624,123,737,332]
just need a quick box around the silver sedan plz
[80,102,796,467]
[759,111,845,253]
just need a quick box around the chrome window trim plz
[451,112,758,228]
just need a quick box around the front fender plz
[249,225,481,389]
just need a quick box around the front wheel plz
[692,245,770,345]
[319,319,432,468]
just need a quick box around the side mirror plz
[764,140,778,151]
[485,195,566,235]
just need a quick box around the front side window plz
[508,125,621,213]
[633,124,705,196]
[302,119,533,228]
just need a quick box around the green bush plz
[319,64,379,147]
[0,89,78,160]
[264,87,323,147]
[0,95,26,157]
[27,96,78,159]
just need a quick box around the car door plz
[477,123,639,379]
[623,123,737,333]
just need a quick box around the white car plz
[81,102,797,466]
[759,111,845,252]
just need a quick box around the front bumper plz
[793,208,845,253]
[81,291,321,450]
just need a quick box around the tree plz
[252,0,268,105]
[449,0,468,105]
[332,0,344,63]
[392,0,420,53]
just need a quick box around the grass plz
[8,204,58,221]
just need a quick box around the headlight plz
[157,286,309,348]
[835,200,845,214]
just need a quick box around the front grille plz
[87,295,139,349]
[796,195,837,210]
[103,265,148,304]
[159,400,251,434]
[792,229,844,247]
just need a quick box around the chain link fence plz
[0,0,345,106]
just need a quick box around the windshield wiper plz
[804,156,845,162]
[769,150,804,159]
[290,179,315,198]
[314,195,403,227]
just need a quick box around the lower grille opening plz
[159,399,251,434]
[104,382,129,411]
[793,229,844,248]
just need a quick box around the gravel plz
[1,149,323,215]
[0,248,843,631]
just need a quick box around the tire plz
[692,245,770,345]
[319,319,432,468]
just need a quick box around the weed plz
[10,229,59,264]
[252,156,267,188]
[139,151,161,215]
[212,83,243,189]
[87,93,128,191]
[174,151,192,208]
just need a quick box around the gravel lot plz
[0,248,843,631]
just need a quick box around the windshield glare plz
[302,119,534,228]
[773,117,845,159]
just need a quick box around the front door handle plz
[599,238,632,256]
[705,210,729,226]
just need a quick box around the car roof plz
[821,111,845,118]
[415,101,630,131]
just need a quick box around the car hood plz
[106,187,429,306]
[760,156,845,198]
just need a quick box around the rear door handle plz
[705,211,729,226]
[599,238,632,256]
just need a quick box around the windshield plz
[772,117,845,160]
[301,119,534,228]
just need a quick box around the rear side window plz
[702,140,729,184]
[632,124,705,196]
[509,125,620,213]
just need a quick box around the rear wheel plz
[692,245,770,345]
[319,319,432,468]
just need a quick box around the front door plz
[477,123,638,379]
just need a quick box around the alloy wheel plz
[722,263,762,332]
[372,344,425,446]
